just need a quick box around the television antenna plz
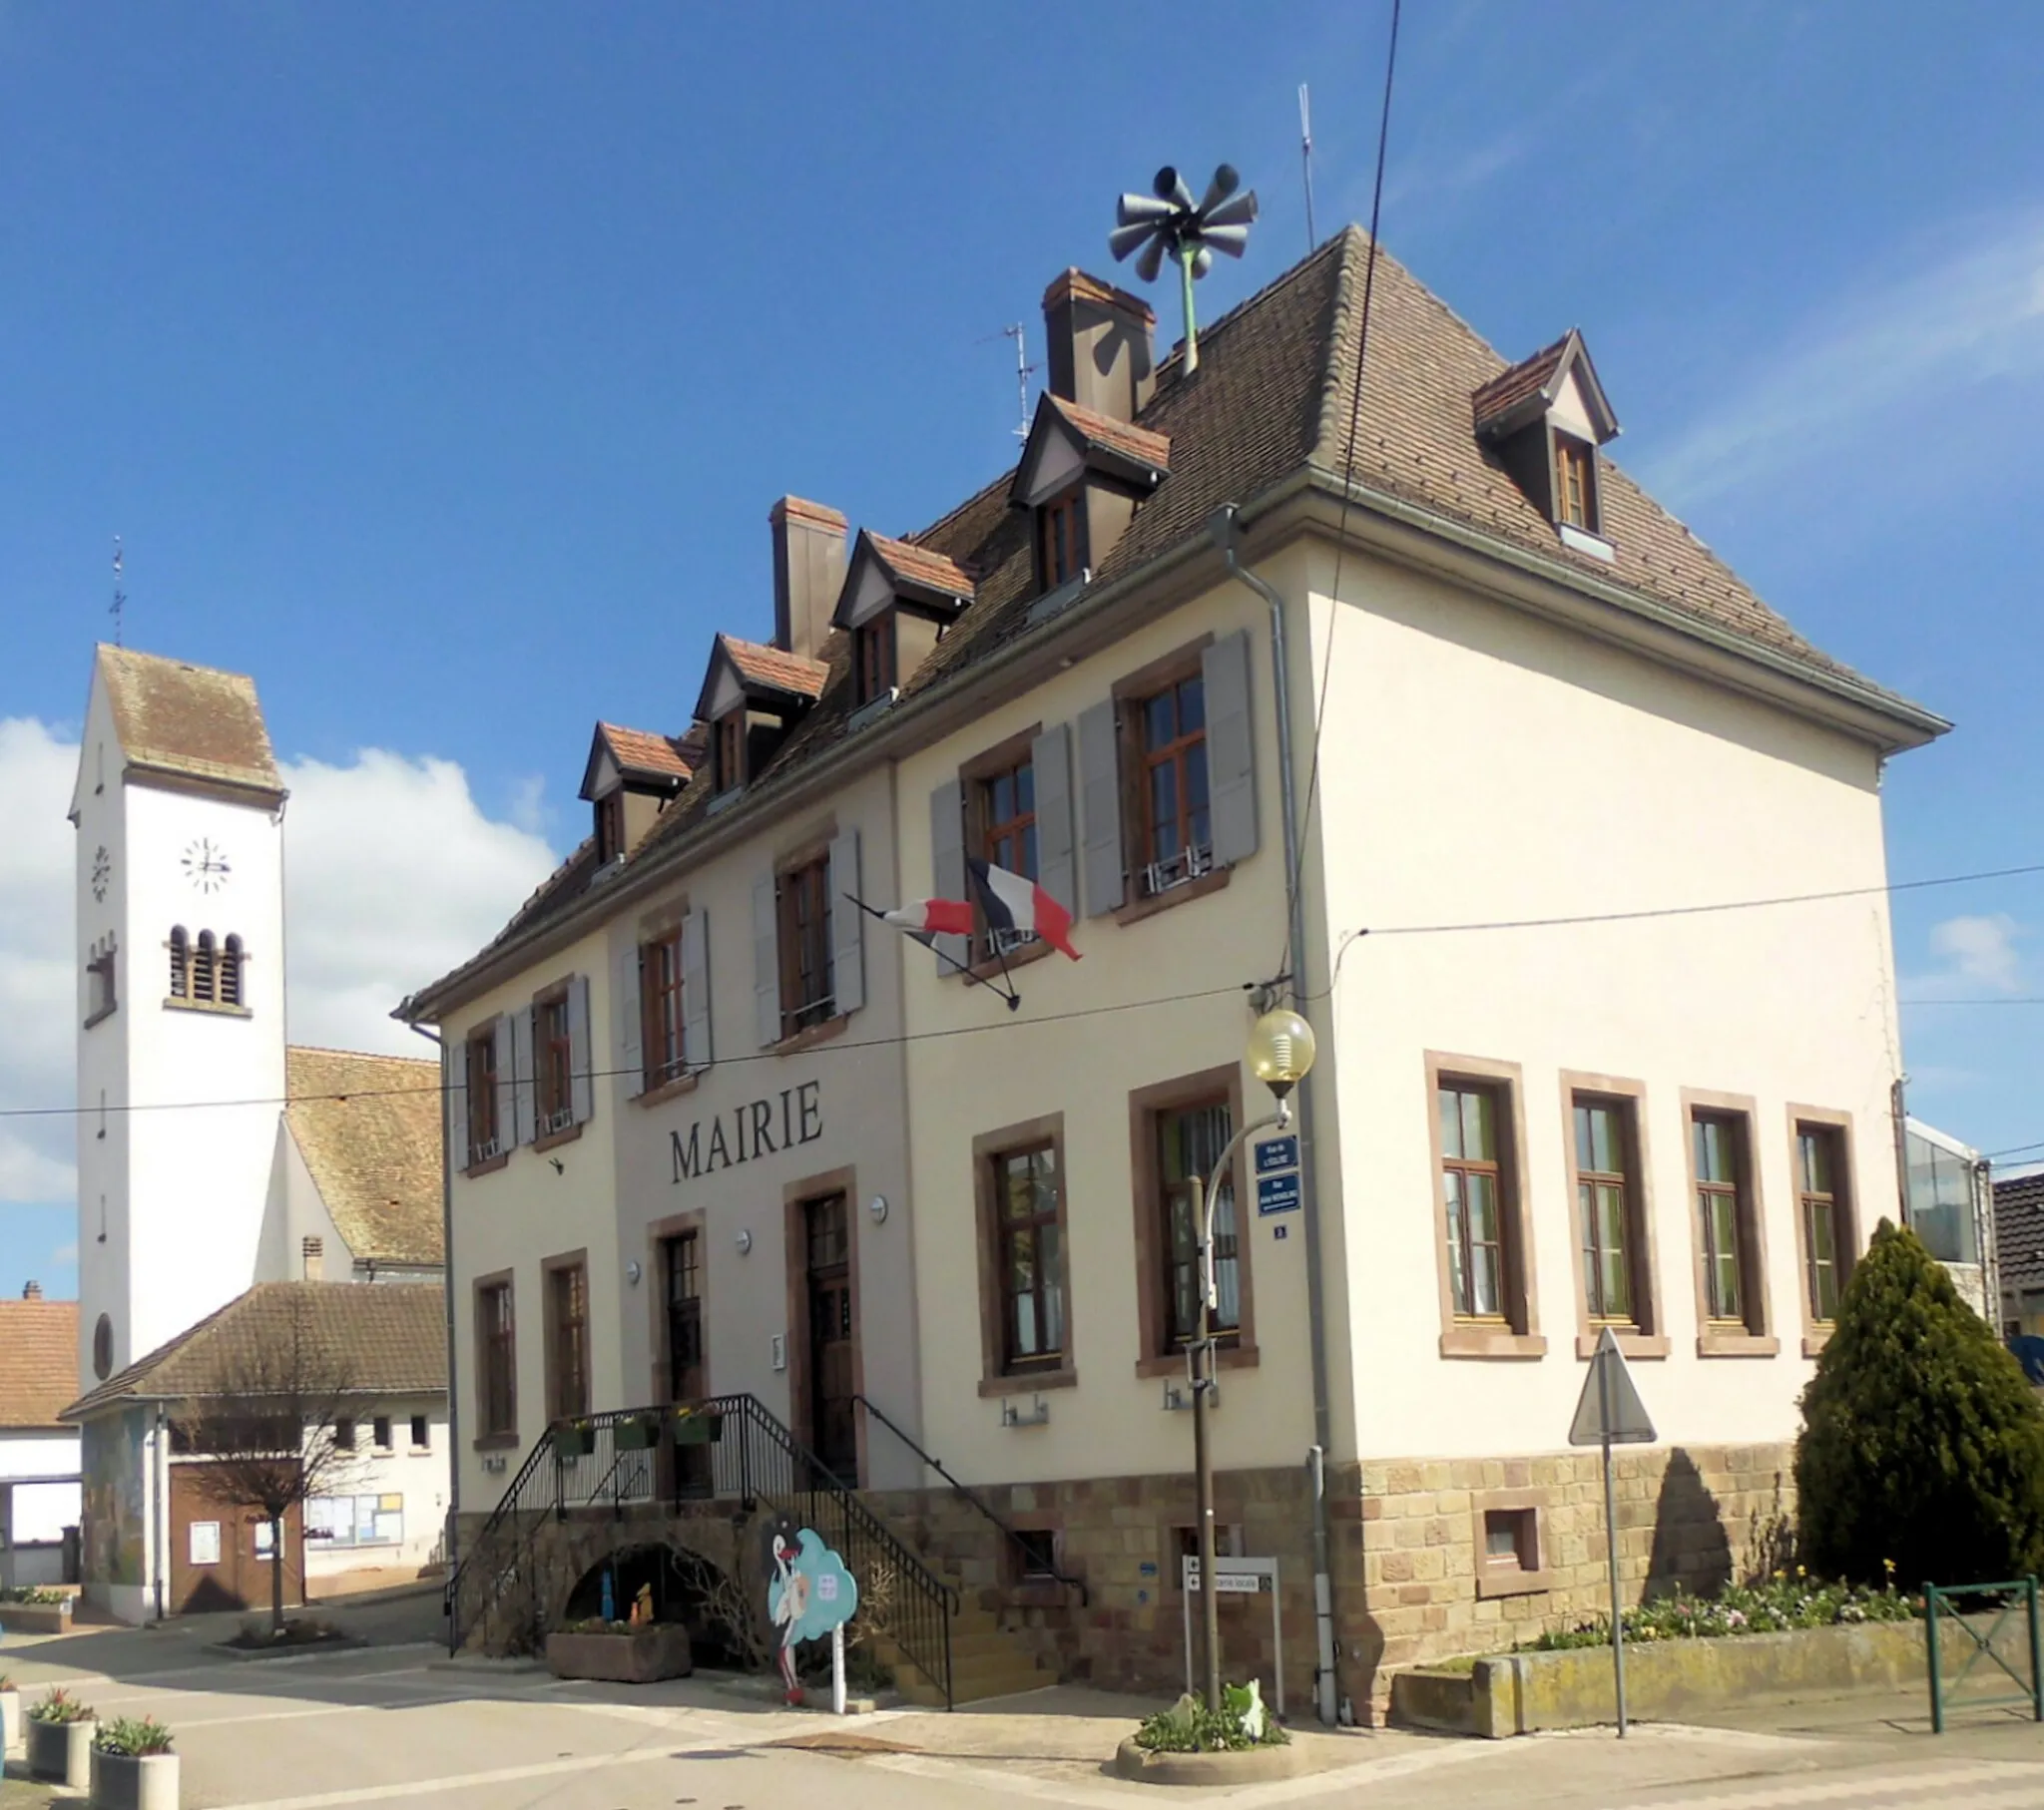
[1002,322,1034,439]
[110,537,126,647]
[1109,164,1259,375]
[1299,85,1317,249]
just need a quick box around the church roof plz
[62,1281,446,1422]
[285,1047,445,1269]
[96,645,284,799]
[0,1295,79,1430]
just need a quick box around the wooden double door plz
[167,1465,301,1614]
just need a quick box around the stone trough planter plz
[1391,1619,1927,1737]
[545,1625,693,1684]
[1,1596,74,1635]
[27,1715,97,1788]
[92,1747,181,1810]
[1111,1736,1310,1787]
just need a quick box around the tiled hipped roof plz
[865,533,975,601]
[405,228,1930,1014]
[722,636,829,699]
[63,1282,446,1422]
[284,1048,445,1267]
[96,646,283,795]
[1996,1172,2044,1294]
[1470,332,1574,432]
[0,1298,79,1430]
[597,723,694,783]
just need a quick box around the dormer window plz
[595,790,626,862]
[1472,328,1620,557]
[1038,489,1085,591]
[578,722,693,859]
[694,635,828,800]
[715,712,746,793]
[1555,436,1596,532]
[830,530,973,707]
[854,616,896,706]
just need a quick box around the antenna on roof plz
[1299,85,1317,250]
[1110,164,1258,376]
[110,537,126,648]
[1003,322,1034,440]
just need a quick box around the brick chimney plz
[1042,270,1156,423]
[22,1280,41,1301]
[770,497,848,663]
[301,1235,323,1281]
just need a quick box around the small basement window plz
[1011,1529,1059,1582]
[1483,1507,1538,1574]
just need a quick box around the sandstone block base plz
[546,1626,693,1683]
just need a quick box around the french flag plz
[882,896,975,939]
[971,859,1081,961]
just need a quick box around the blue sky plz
[3,2,2041,1299]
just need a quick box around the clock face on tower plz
[182,837,232,894]
[91,845,112,902]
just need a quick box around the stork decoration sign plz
[766,1519,860,1712]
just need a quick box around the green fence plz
[1925,1577,2044,1733]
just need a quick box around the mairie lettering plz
[672,1080,823,1183]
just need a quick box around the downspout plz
[152,1404,168,1621]
[1209,506,1340,1726]
[407,1022,457,1581]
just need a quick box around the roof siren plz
[1109,165,1259,375]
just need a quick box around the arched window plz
[194,930,218,1005]
[169,927,190,999]
[222,934,245,1007]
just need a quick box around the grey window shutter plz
[497,1012,524,1148]
[444,1038,468,1169]
[616,936,643,1097]
[928,777,968,972]
[1032,721,1076,918]
[1078,698,1124,916]
[828,827,864,1016]
[568,974,595,1126]
[1204,628,1260,868]
[753,871,781,1048]
[682,908,712,1070]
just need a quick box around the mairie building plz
[399,226,1945,1719]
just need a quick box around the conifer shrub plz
[1795,1219,2044,1586]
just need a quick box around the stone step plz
[890,1650,1057,1707]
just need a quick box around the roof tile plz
[597,722,694,782]
[98,646,283,796]
[0,1298,79,1429]
[284,1048,445,1268]
[865,533,975,601]
[722,636,828,699]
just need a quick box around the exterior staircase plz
[870,1593,1057,1706]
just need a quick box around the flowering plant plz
[1526,1574,1918,1651]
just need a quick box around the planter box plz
[553,1425,596,1459]
[1112,1736,1309,1786]
[28,1717,96,1787]
[613,1417,660,1452]
[545,1626,693,1684]
[673,1412,722,1448]
[1391,1619,1927,1738]
[1,1598,74,1634]
[92,1748,180,1810]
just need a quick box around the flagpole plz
[844,895,1018,1007]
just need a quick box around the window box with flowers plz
[672,1406,724,1448]
[553,1420,596,1460]
[612,1413,662,1452]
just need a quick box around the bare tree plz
[175,1292,363,1636]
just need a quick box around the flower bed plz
[1526,1572,1917,1650]
[0,1586,75,1634]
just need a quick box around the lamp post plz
[1190,1007,1316,1710]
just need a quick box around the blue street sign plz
[1255,1135,1299,1176]
[1257,1170,1301,1215]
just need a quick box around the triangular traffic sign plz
[1568,1325,1657,1446]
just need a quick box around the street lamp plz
[1190,1008,1316,1710]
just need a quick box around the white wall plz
[0,1430,81,1544]
[302,1398,450,1580]
[257,1120,350,1283]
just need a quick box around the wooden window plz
[193,930,218,1004]
[221,934,244,1007]
[1575,1096,1639,1323]
[595,791,626,862]
[1158,1095,1238,1351]
[975,756,1037,959]
[641,931,686,1089]
[1440,1081,1508,1319]
[715,712,745,793]
[545,1257,590,1422]
[1038,488,1084,590]
[1555,435,1594,529]
[332,1418,355,1452]
[1694,1113,1750,1323]
[465,1029,500,1165]
[992,1141,1064,1373]
[535,996,573,1133]
[1797,1124,1850,1324]
[475,1278,516,1440]
[169,927,189,999]
[854,616,895,705]
[1132,674,1211,896]
[371,1416,392,1451]
[409,1414,428,1449]
[776,856,833,1037]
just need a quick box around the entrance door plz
[662,1231,709,1496]
[168,1466,302,1613]
[803,1193,857,1482]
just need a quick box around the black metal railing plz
[444,1394,957,1706]
[854,1393,1088,1604]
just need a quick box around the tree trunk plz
[270,1514,285,1636]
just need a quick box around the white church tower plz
[70,647,288,1390]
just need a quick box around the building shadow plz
[1645,1448,1732,1600]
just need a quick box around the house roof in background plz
[0,1297,79,1430]
[95,645,283,797]
[284,1047,445,1268]
[62,1281,447,1421]
[1995,1171,2044,1294]
[401,227,1942,1021]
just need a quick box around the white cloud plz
[0,720,559,1215]
[1927,913,2025,994]
[1644,211,2044,508]
[51,1240,78,1266]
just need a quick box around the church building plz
[67,646,450,1623]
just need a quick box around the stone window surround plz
[971,1113,1077,1398]
[959,722,1048,979]
[530,974,581,1151]
[541,1247,591,1424]
[781,1162,865,1487]
[471,1268,518,1451]
[1470,1486,1562,1598]
[1787,1104,1859,1359]
[1423,1051,1545,1360]
[645,1207,709,1407]
[1127,1063,1260,1381]
[1111,635,1216,922]
[1559,1071,1670,1360]
[1680,1088,1780,1358]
